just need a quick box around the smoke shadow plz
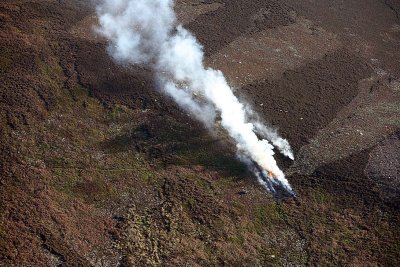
[100,113,250,178]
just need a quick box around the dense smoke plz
[96,0,295,196]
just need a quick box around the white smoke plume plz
[96,0,295,196]
[253,122,294,160]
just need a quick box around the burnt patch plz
[242,48,372,151]
[187,0,296,55]
[39,233,66,267]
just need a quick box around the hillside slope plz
[1,0,399,266]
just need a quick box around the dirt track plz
[1,0,399,266]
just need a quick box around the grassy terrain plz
[0,1,399,266]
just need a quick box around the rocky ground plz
[0,0,399,266]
